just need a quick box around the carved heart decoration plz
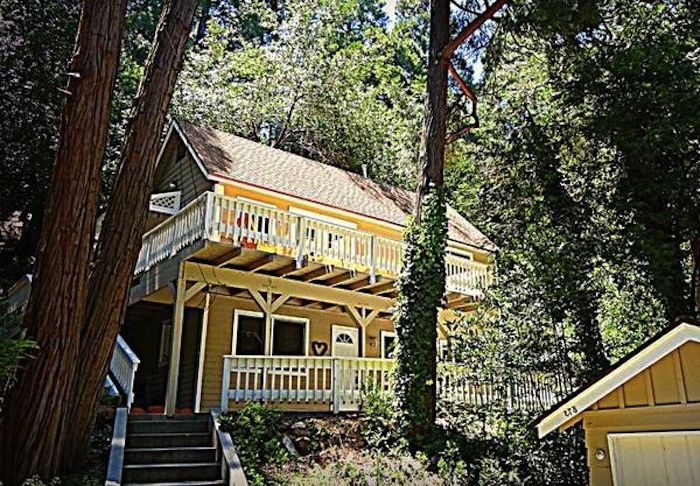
[312,341,328,356]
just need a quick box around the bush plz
[359,381,403,451]
[219,403,289,485]
[0,305,37,409]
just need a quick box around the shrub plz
[359,381,403,451]
[219,403,289,485]
[0,305,37,409]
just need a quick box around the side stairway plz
[123,414,223,486]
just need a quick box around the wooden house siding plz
[153,135,212,208]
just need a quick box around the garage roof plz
[536,322,700,438]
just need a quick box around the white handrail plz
[110,336,141,410]
[136,192,493,296]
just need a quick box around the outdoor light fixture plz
[595,448,606,461]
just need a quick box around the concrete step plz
[125,447,217,464]
[128,419,210,435]
[127,433,212,449]
[129,414,209,422]
[123,481,225,486]
[122,463,219,483]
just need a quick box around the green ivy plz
[393,183,447,446]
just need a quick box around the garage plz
[536,322,700,486]
[608,431,700,485]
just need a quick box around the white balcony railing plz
[109,336,140,410]
[136,192,492,296]
[221,355,393,413]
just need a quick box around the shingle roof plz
[176,119,497,252]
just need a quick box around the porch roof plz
[173,119,498,253]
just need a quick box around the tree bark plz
[0,0,126,483]
[62,0,199,465]
[414,0,450,220]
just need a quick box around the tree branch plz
[441,0,507,62]
[448,61,476,103]
[446,61,478,143]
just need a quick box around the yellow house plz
[536,322,700,486]
[112,119,497,416]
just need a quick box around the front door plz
[332,326,360,411]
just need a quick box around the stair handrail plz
[110,336,140,410]
[210,411,249,486]
[105,407,128,486]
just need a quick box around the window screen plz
[236,314,265,355]
[272,319,305,356]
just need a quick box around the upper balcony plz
[135,191,493,302]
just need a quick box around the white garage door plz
[609,431,700,486]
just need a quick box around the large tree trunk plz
[415,1,450,214]
[0,0,126,483]
[393,0,450,446]
[62,0,199,464]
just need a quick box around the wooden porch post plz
[249,287,290,355]
[165,263,186,415]
[345,306,380,357]
[194,292,210,413]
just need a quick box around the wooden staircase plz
[122,414,223,485]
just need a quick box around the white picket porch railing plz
[109,336,140,410]
[220,355,393,413]
[136,192,492,296]
[220,356,569,414]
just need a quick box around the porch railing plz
[136,192,492,296]
[109,336,140,410]
[437,363,574,412]
[220,355,393,413]
[221,356,570,414]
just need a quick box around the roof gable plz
[536,322,700,438]
[169,119,497,252]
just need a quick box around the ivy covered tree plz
[393,0,506,446]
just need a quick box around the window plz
[234,312,266,355]
[335,332,354,344]
[381,331,397,359]
[158,320,173,366]
[272,317,307,356]
[233,311,308,356]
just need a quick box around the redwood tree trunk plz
[62,0,199,464]
[415,0,450,218]
[0,1,126,483]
